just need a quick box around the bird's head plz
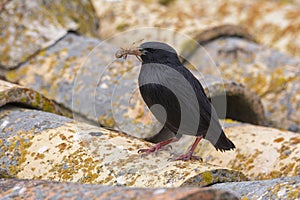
[138,42,180,64]
[116,42,180,64]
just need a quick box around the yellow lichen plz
[35,153,45,160]
[116,23,130,31]
[56,143,67,152]
[269,170,282,179]
[241,196,249,200]
[201,171,213,184]
[98,115,115,127]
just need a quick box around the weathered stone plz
[0,80,71,117]
[0,178,239,200]
[212,175,300,200]
[0,106,247,186]
[93,0,300,57]
[170,123,300,180]
[91,0,300,131]
[178,23,300,133]
[195,36,300,132]
[0,0,98,69]
[0,0,9,12]
[200,76,266,126]
[180,24,257,61]
[5,33,122,127]
[4,33,266,139]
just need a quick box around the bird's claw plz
[138,143,173,157]
[168,152,203,162]
[137,148,152,154]
[138,144,161,157]
[165,145,173,151]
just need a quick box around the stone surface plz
[212,175,300,200]
[0,1,299,199]
[4,33,266,139]
[0,80,71,117]
[93,0,300,57]
[91,0,300,132]
[0,178,239,200]
[0,0,98,69]
[189,36,300,132]
[0,106,247,186]
[170,123,300,180]
[5,33,126,127]
[200,76,266,126]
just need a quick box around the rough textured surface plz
[0,0,299,199]
[0,0,9,12]
[93,0,300,57]
[0,106,72,178]
[188,36,300,132]
[0,106,247,186]
[5,33,116,122]
[212,175,300,200]
[0,0,98,69]
[170,123,300,180]
[200,76,266,126]
[4,33,266,138]
[180,24,257,61]
[0,106,71,137]
[0,80,71,117]
[0,179,239,200]
[91,0,300,132]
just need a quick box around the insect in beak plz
[115,47,143,62]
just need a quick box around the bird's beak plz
[138,47,148,55]
[129,47,148,55]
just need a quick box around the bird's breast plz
[138,63,203,135]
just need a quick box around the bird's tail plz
[214,130,235,152]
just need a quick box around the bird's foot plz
[138,144,162,154]
[169,151,203,161]
[138,138,177,157]
[138,144,172,156]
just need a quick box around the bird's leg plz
[171,136,203,161]
[138,137,179,155]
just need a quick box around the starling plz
[118,41,235,161]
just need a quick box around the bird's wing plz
[179,66,224,139]
[156,65,206,135]
[139,62,223,137]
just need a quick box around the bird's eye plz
[141,49,149,55]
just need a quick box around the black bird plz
[118,41,235,161]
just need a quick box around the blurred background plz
[94,0,300,57]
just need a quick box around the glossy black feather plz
[138,42,235,151]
